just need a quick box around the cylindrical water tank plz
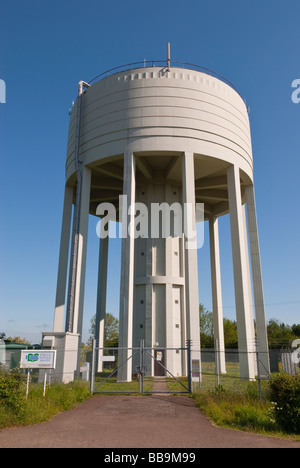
[66,66,253,208]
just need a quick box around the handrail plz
[88,59,244,100]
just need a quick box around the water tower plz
[43,48,270,383]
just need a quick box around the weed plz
[0,374,91,429]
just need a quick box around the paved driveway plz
[0,395,299,448]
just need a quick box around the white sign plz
[100,356,115,362]
[20,350,57,369]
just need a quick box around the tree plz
[88,313,119,348]
[199,304,214,348]
[267,319,296,349]
[291,324,300,338]
[199,305,300,350]
[5,336,30,345]
[199,304,238,348]
[223,318,238,349]
[103,314,119,347]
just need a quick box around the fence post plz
[26,369,30,399]
[90,339,96,393]
[141,340,145,393]
[139,340,145,394]
[215,338,220,388]
[43,371,48,397]
[187,340,192,393]
[255,339,262,401]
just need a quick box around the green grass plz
[0,380,91,429]
[166,376,190,393]
[93,370,153,393]
[167,362,300,442]
[193,380,300,442]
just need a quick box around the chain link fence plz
[1,341,299,394]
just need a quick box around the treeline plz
[2,307,299,351]
[200,304,300,349]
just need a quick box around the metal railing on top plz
[88,60,243,100]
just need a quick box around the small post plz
[187,340,192,393]
[167,42,171,71]
[139,340,143,394]
[90,338,96,394]
[26,370,30,399]
[255,339,262,401]
[141,340,145,394]
[43,371,48,397]
[215,339,220,388]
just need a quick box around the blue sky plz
[0,0,299,343]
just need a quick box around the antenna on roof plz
[167,42,171,71]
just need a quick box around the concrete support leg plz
[241,204,257,376]
[227,165,256,380]
[50,167,91,382]
[245,185,271,376]
[96,227,109,372]
[165,282,173,374]
[72,166,92,337]
[71,167,91,373]
[182,152,201,383]
[145,185,153,375]
[118,152,136,382]
[209,216,226,374]
[53,185,73,332]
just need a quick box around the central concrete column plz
[95,226,109,372]
[227,165,256,380]
[209,216,226,374]
[118,152,136,382]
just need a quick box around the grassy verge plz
[0,380,91,429]
[166,365,300,442]
[0,373,153,429]
[193,381,300,442]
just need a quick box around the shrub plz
[0,376,91,428]
[0,369,26,414]
[269,373,300,433]
[20,380,91,426]
[45,381,91,411]
[194,384,274,434]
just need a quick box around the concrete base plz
[39,332,79,384]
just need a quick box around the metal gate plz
[90,340,192,394]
